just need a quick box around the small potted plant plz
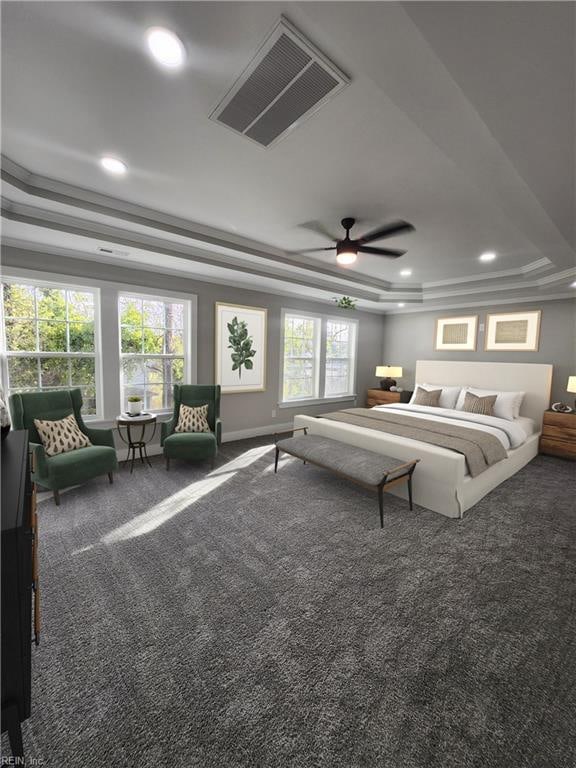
[127,395,143,416]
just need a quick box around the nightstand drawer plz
[543,411,576,428]
[539,437,576,459]
[367,389,400,407]
[541,424,576,441]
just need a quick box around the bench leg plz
[274,447,279,473]
[377,485,384,528]
[408,474,414,511]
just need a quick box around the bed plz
[293,360,553,519]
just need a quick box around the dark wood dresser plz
[367,389,413,407]
[1,430,39,758]
[539,410,576,460]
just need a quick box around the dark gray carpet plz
[4,439,576,768]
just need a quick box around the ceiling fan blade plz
[359,220,415,244]
[358,246,406,258]
[297,220,339,241]
[291,246,337,254]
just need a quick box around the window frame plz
[279,308,358,407]
[117,290,192,415]
[279,310,322,403]
[324,315,358,399]
[0,275,103,420]
[0,268,198,425]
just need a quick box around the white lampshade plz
[375,366,403,378]
[567,376,576,394]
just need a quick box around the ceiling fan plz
[297,217,415,266]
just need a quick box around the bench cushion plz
[276,434,410,487]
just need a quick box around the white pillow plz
[410,383,461,410]
[455,387,525,421]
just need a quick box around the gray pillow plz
[462,391,497,416]
[412,387,442,407]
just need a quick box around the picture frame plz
[485,310,541,352]
[434,315,478,351]
[215,303,267,393]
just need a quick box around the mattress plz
[372,403,530,451]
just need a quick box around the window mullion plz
[318,318,327,399]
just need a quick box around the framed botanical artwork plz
[485,310,541,352]
[215,303,267,393]
[434,315,478,351]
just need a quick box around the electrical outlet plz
[271,409,277,418]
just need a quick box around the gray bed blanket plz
[320,408,507,476]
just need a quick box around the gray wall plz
[2,248,385,435]
[382,299,576,403]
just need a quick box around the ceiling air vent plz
[97,246,129,257]
[210,17,349,148]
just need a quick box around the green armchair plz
[161,385,222,470]
[9,388,118,505]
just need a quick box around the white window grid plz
[0,278,102,417]
[282,313,321,401]
[118,292,189,413]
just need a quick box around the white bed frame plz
[294,361,552,519]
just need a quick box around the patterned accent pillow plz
[462,392,497,416]
[174,403,211,434]
[34,413,92,457]
[412,386,442,407]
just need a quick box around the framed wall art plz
[434,315,478,351]
[215,303,267,393]
[485,310,541,352]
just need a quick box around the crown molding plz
[385,293,575,314]
[2,155,575,310]
[1,155,395,293]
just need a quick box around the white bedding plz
[372,403,530,450]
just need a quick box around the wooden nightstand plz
[367,389,413,407]
[539,410,576,460]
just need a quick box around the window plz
[281,311,357,403]
[119,293,188,411]
[1,280,100,414]
[282,313,321,401]
[325,319,357,397]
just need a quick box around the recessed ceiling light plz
[479,251,497,262]
[99,156,127,176]
[397,302,405,308]
[146,27,186,69]
[400,269,412,277]
[571,281,576,288]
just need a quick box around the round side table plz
[116,413,157,473]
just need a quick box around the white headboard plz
[415,360,552,424]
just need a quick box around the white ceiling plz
[1,1,574,311]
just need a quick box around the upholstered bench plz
[274,428,419,528]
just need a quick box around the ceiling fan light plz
[336,251,357,265]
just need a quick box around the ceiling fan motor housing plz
[337,239,357,256]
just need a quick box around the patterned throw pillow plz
[412,387,442,407]
[174,403,211,433]
[462,391,497,416]
[34,413,92,457]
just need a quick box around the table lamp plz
[375,366,403,391]
[568,376,576,410]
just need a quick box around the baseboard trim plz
[221,422,294,443]
[114,421,295,461]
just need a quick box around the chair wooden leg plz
[408,475,413,511]
[53,489,60,506]
[274,447,280,473]
[210,456,216,470]
[108,472,114,484]
[165,456,170,471]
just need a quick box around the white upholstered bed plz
[294,361,553,519]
